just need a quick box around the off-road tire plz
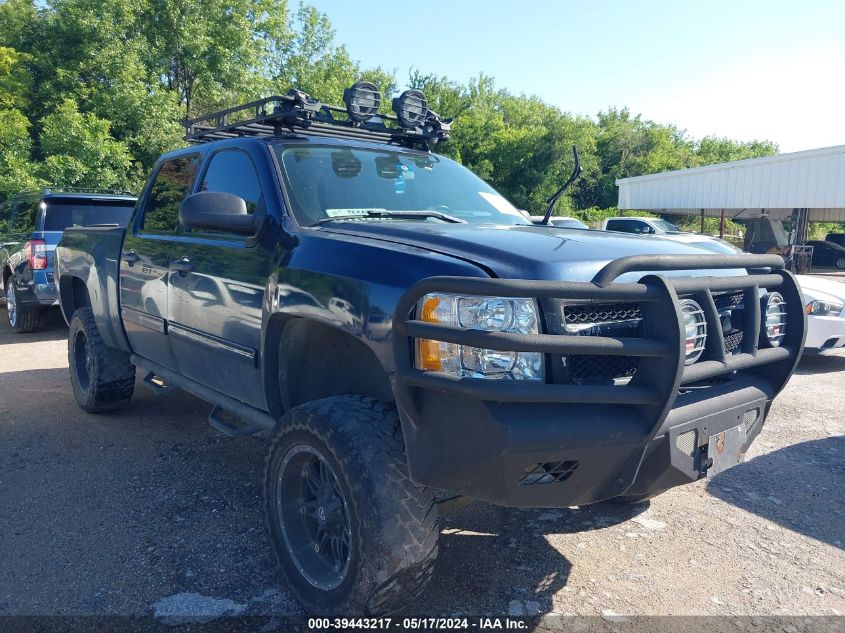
[264,396,439,615]
[68,307,135,413]
[4,275,39,333]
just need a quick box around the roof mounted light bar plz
[185,83,452,149]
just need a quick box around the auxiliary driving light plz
[392,90,428,128]
[761,292,787,347]
[343,81,381,122]
[680,299,707,365]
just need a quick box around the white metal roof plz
[616,144,845,222]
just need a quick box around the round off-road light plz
[392,90,428,128]
[761,292,787,347]
[343,81,381,123]
[680,299,707,365]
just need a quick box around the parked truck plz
[1,189,136,332]
[55,84,805,615]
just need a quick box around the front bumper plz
[804,314,845,354]
[392,254,806,508]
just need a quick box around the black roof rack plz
[184,89,451,151]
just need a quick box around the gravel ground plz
[1,308,843,623]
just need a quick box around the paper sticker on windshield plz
[325,208,386,217]
[478,192,522,217]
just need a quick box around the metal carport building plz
[616,144,845,223]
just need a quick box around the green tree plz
[140,0,290,118]
[0,0,783,211]
[38,99,136,190]
[408,71,469,121]
[695,136,778,165]
[0,108,43,200]
[0,46,32,109]
[0,0,38,51]
[271,3,394,105]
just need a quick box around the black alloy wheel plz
[275,444,352,591]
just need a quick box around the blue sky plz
[309,0,845,153]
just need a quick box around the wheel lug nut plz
[314,544,320,552]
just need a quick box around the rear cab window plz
[43,200,135,231]
[606,220,634,233]
[140,154,202,233]
[607,219,650,234]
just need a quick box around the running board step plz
[208,405,264,437]
[142,371,180,396]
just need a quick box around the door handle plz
[170,257,195,274]
[123,251,140,266]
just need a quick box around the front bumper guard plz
[391,254,806,507]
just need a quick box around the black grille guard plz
[392,253,806,432]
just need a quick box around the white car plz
[796,274,845,354]
[601,216,682,234]
[654,234,845,355]
[663,234,746,255]
[527,215,589,229]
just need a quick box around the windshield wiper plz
[316,210,466,225]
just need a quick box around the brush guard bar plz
[391,254,806,506]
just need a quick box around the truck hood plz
[321,223,749,282]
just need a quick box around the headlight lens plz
[680,299,707,365]
[415,294,543,380]
[762,292,787,347]
[805,299,844,317]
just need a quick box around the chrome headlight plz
[680,298,707,365]
[806,299,843,317]
[415,294,543,380]
[761,292,787,347]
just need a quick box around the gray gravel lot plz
[1,309,843,622]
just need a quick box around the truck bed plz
[55,226,131,352]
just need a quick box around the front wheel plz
[264,396,439,615]
[4,276,39,333]
[68,307,135,412]
[835,257,845,270]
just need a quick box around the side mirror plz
[644,226,656,234]
[179,191,260,236]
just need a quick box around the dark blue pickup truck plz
[55,85,806,615]
[1,189,136,332]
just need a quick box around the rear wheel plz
[4,275,39,333]
[264,396,439,615]
[835,257,845,270]
[68,307,135,412]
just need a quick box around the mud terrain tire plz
[68,307,135,412]
[264,396,439,615]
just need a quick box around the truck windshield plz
[653,219,681,232]
[274,144,529,227]
[44,201,135,231]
